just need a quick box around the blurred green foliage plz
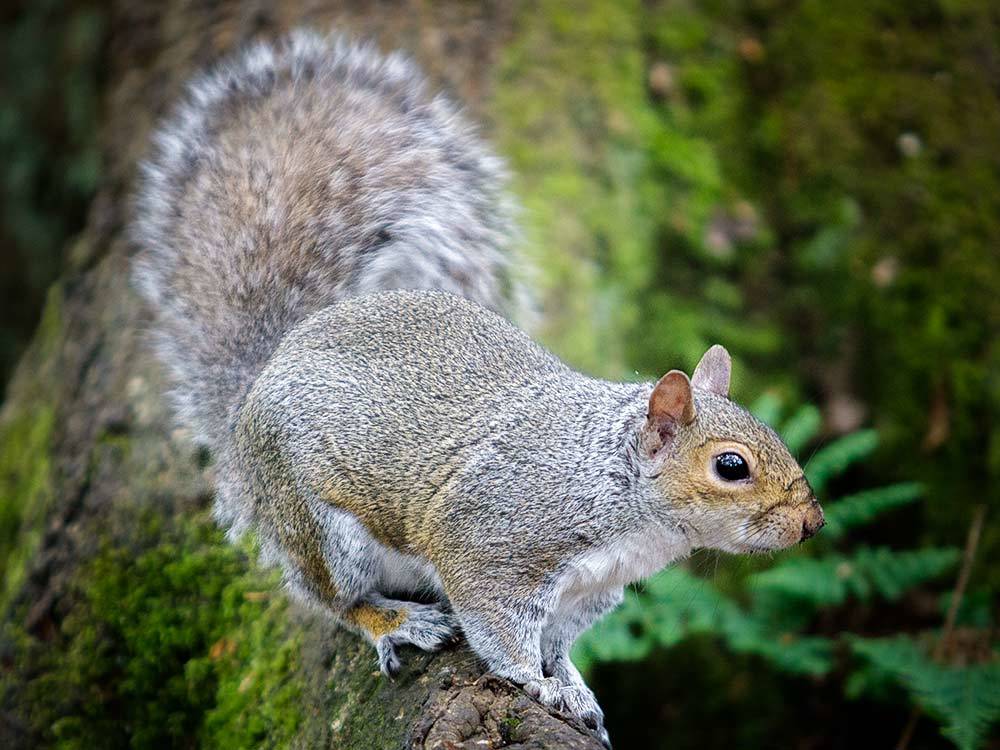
[493,3,997,744]
[0,0,103,392]
[850,636,1000,750]
[497,0,784,386]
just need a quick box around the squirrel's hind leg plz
[447,588,561,701]
[343,595,460,676]
[248,460,458,673]
[277,498,457,675]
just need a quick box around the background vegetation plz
[0,0,996,748]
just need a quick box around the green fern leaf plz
[853,547,960,601]
[805,429,879,493]
[726,629,833,676]
[642,567,745,643]
[823,483,924,539]
[572,591,653,672]
[577,567,835,677]
[750,546,960,609]
[851,636,1000,750]
[751,556,849,606]
[780,404,822,455]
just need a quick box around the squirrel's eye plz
[715,452,750,481]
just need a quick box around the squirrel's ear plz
[649,370,696,425]
[643,371,696,457]
[691,344,731,397]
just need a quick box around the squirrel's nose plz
[799,498,825,541]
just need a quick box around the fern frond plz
[571,592,653,672]
[726,629,833,676]
[822,482,925,539]
[780,404,822,455]
[805,429,879,493]
[851,636,1000,750]
[750,546,960,608]
[632,567,743,644]
[575,567,835,676]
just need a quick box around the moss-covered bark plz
[0,3,602,748]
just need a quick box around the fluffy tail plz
[132,30,518,451]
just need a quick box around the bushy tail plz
[131,30,518,450]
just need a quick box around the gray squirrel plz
[132,30,824,747]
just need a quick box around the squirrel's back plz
[240,289,628,555]
[132,30,518,454]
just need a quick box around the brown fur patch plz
[344,602,408,639]
[288,545,340,602]
[320,483,410,550]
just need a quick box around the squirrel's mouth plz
[742,498,825,552]
[696,493,826,555]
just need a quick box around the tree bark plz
[0,2,603,747]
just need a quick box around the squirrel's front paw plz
[524,678,608,746]
[523,676,564,707]
[561,684,608,746]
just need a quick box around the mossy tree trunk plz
[0,2,603,747]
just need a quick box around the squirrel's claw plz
[525,677,609,745]
[374,602,459,678]
[376,638,401,678]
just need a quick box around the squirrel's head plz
[640,345,824,554]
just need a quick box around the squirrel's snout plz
[799,499,825,541]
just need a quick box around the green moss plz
[499,711,524,742]
[0,0,103,386]
[4,511,305,749]
[321,649,415,748]
[0,285,62,610]
[0,405,54,600]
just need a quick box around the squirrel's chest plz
[558,526,691,602]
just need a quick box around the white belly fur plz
[553,524,691,619]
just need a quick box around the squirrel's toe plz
[523,676,563,708]
[376,638,401,677]
[526,678,607,743]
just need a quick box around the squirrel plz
[131,30,824,746]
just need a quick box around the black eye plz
[715,452,750,481]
